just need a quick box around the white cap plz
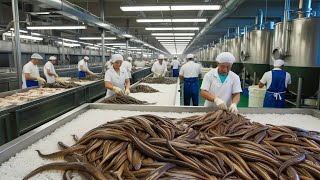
[127,57,133,61]
[49,56,56,61]
[158,54,165,59]
[84,56,89,60]
[111,54,124,63]
[273,59,285,67]
[187,54,194,59]
[216,52,235,64]
[31,53,43,60]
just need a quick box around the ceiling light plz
[123,34,133,38]
[158,40,191,42]
[155,37,193,39]
[105,43,126,46]
[170,5,221,11]
[57,41,81,47]
[31,12,51,15]
[152,33,194,36]
[31,32,41,36]
[26,25,87,30]
[120,6,170,11]
[137,18,207,23]
[60,38,78,43]
[3,32,43,41]
[9,28,28,33]
[79,37,117,40]
[146,27,199,31]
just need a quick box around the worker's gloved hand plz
[36,77,46,85]
[125,89,130,95]
[54,74,59,78]
[154,72,160,77]
[88,70,94,75]
[113,86,124,94]
[161,73,166,77]
[214,97,227,110]
[229,103,238,115]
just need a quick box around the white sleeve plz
[200,74,211,91]
[170,62,173,66]
[151,64,156,72]
[128,63,132,72]
[287,73,292,85]
[260,72,268,84]
[179,66,184,76]
[232,76,243,94]
[104,71,112,82]
[125,71,129,79]
[44,63,50,71]
[24,64,31,73]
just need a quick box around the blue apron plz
[173,69,179,77]
[26,80,39,88]
[263,70,287,108]
[78,71,86,78]
[183,77,199,106]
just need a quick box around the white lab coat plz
[170,60,180,69]
[22,61,40,89]
[105,67,129,97]
[121,61,132,79]
[78,59,89,72]
[201,68,242,107]
[260,68,292,89]
[179,61,202,78]
[105,60,112,71]
[44,61,57,83]
[151,61,167,77]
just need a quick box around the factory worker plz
[104,60,112,71]
[151,54,167,77]
[258,59,291,108]
[22,53,46,89]
[181,58,187,65]
[78,56,94,78]
[121,57,133,79]
[170,56,181,77]
[201,52,242,114]
[43,56,58,83]
[105,54,130,97]
[179,54,202,106]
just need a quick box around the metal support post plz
[12,0,22,88]
[253,72,257,85]
[296,77,302,108]
[141,46,143,61]
[317,76,320,110]
[100,0,106,68]
[242,67,246,89]
[126,39,129,58]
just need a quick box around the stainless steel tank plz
[272,17,320,97]
[225,38,243,74]
[240,30,273,80]
[215,43,224,56]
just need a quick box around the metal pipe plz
[224,35,227,51]
[235,26,240,38]
[282,0,290,55]
[242,67,246,89]
[298,0,312,18]
[11,0,22,88]
[253,72,257,85]
[296,77,303,108]
[244,26,248,53]
[100,0,106,71]
[126,39,129,58]
[227,28,231,38]
[184,0,246,53]
[141,46,143,61]
[258,9,264,30]
[317,76,320,110]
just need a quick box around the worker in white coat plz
[43,56,58,83]
[104,59,112,71]
[151,54,167,77]
[121,57,133,79]
[105,54,130,97]
[179,54,202,106]
[201,52,242,114]
[22,53,46,88]
[258,59,291,108]
[78,56,94,78]
[170,56,181,77]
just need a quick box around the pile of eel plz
[43,82,81,89]
[24,110,320,180]
[69,74,104,82]
[130,84,159,93]
[141,77,177,84]
[101,94,154,104]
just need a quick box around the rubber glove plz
[161,72,166,77]
[36,77,46,85]
[229,103,238,115]
[54,74,59,78]
[125,89,130,95]
[214,97,227,110]
[87,70,94,75]
[153,72,160,77]
[113,86,124,94]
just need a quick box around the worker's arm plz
[258,81,265,88]
[80,65,86,72]
[125,79,130,90]
[232,92,241,105]
[179,75,184,81]
[24,73,37,80]
[105,81,114,90]
[46,69,56,77]
[201,90,216,102]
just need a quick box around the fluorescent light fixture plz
[9,28,28,33]
[86,46,100,50]
[31,32,41,36]
[171,5,221,10]
[146,27,199,31]
[79,37,117,40]
[3,32,43,41]
[123,34,133,38]
[121,6,170,11]
[26,25,87,30]
[137,18,207,23]
[155,37,193,39]
[152,33,194,36]
[60,38,78,43]
[105,43,126,46]
[113,46,127,48]
[32,12,51,15]
[57,41,81,47]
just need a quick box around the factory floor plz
[179,80,249,107]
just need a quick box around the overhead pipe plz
[184,0,246,53]
[282,0,291,56]
[235,26,240,38]
[257,9,264,30]
[298,0,312,18]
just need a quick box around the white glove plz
[36,77,46,85]
[153,72,160,76]
[113,86,124,94]
[125,89,130,95]
[229,103,238,114]
[87,70,94,75]
[214,97,227,110]
[54,74,59,78]
[161,73,166,77]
